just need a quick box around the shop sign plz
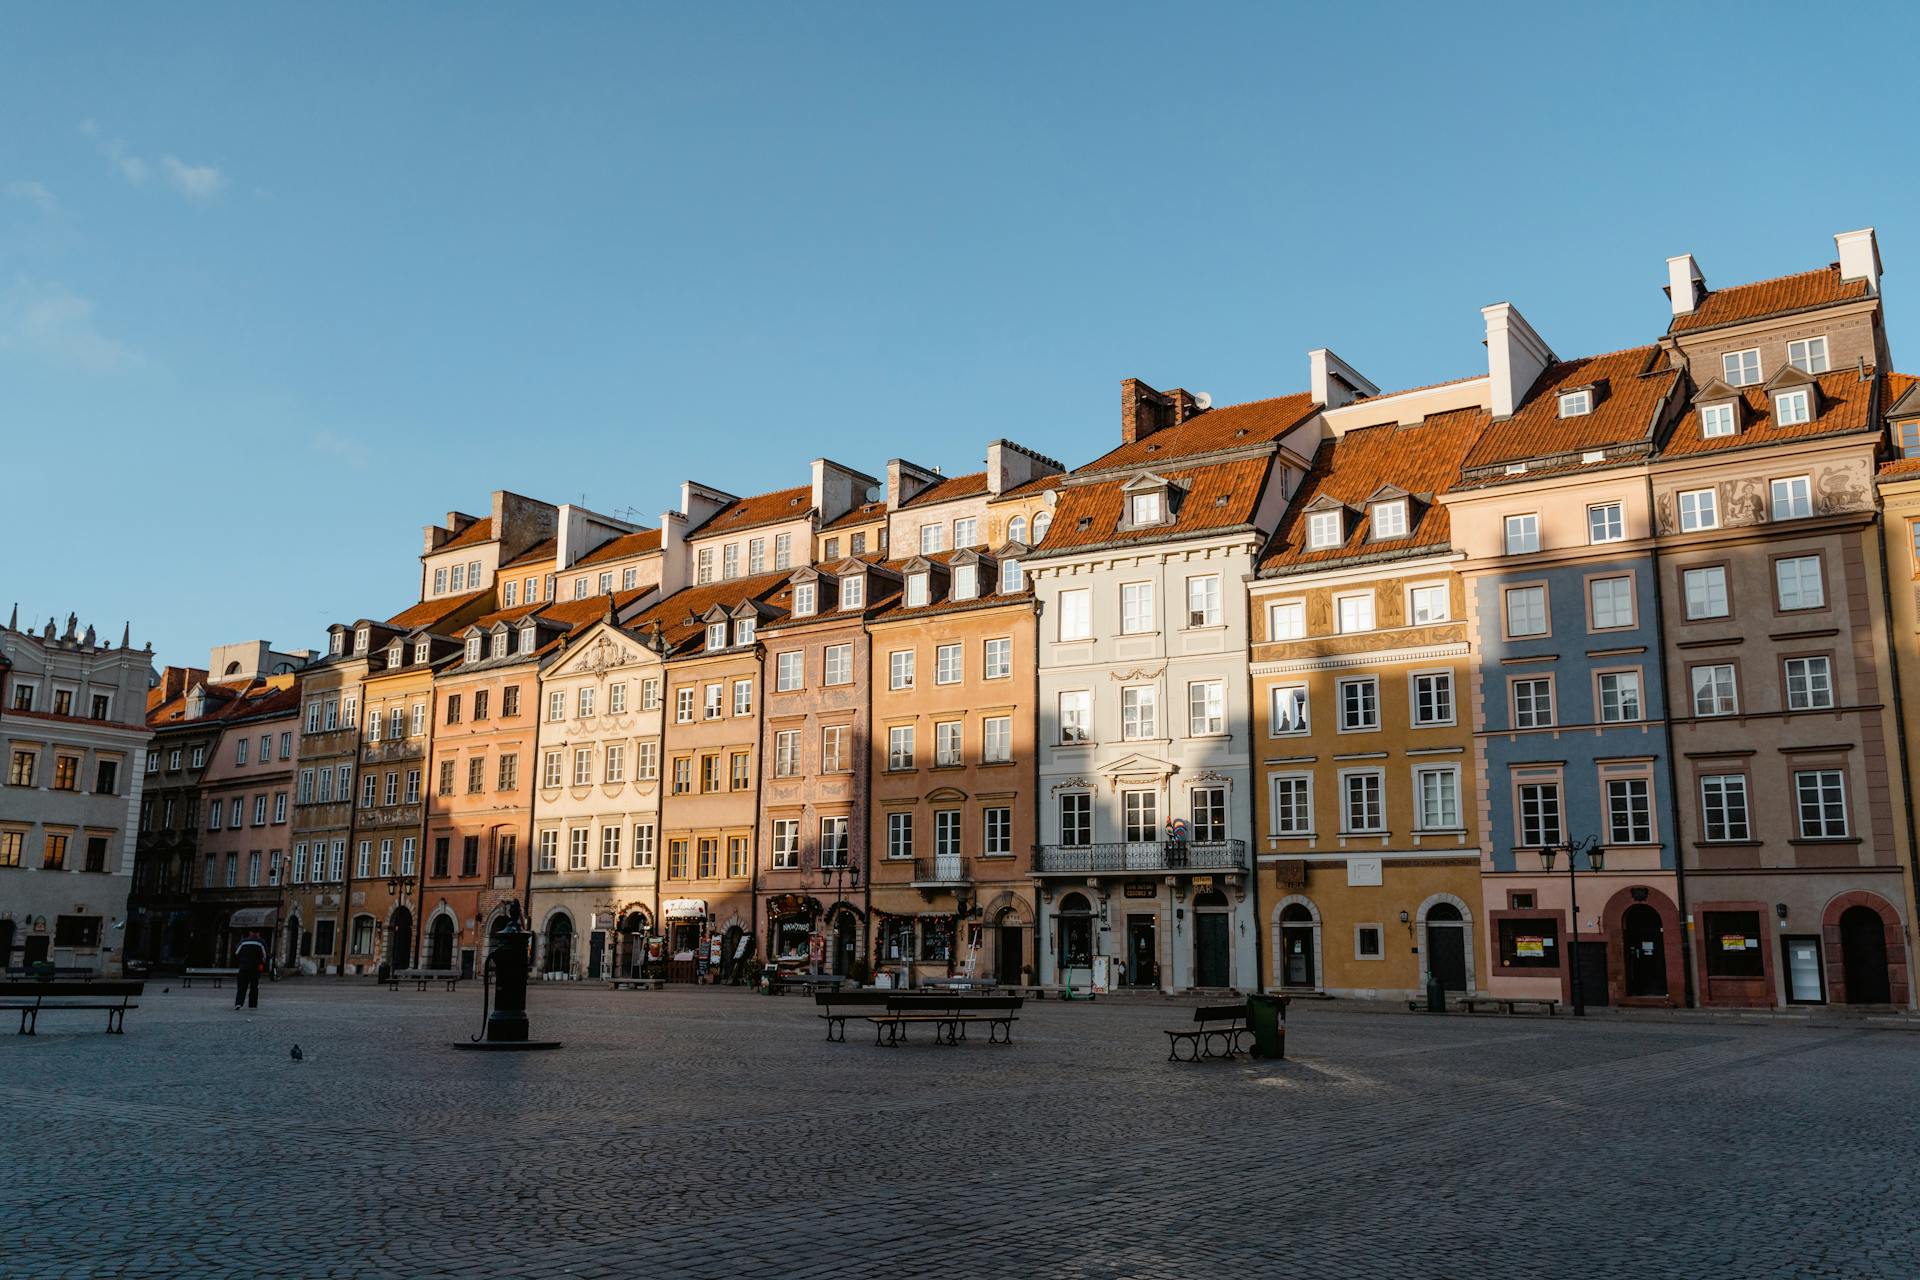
[1192,876,1214,891]
[593,913,614,930]
[1515,935,1545,958]
[663,898,708,919]
[1123,881,1156,899]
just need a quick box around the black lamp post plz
[1539,835,1605,1016]
[384,874,417,969]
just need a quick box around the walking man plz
[234,930,268,1010]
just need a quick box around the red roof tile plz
[900,471,990,509]
[435,517,494,552]
[1076,391,1319,475]
[625,571,794,656]
[690,485,814,538]
[1036,456,1278,555]
[1659,367,1876,458]
[820,499,888,532]
[989,472,1067,503]
[1669,265,1873,335]
[574,528,662,566]
[499,538,556,570]
[1463,346,1677,472]
[386,588,491,631]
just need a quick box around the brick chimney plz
[1122,378,1205,445]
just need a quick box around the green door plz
[1195,913,1230,987]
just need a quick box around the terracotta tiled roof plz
[865,550,1031,623]
[436,517,494,552]
[1669,265,1873,335]
[470,603,546,631]
[820,499,888,532]
[625,571,793,657]
[574,528,662,566]
[989,472,1067,503]
[1035,456,1277,556]
[1259,408,1488,575]
[1878,458,1920,479]
[1075,391,1318,476]
[1463,346,1677,473]
[499,538,556,570]
[147,676,297,728]
[690,485,814,539]
[1659,367,1877,458]
[386,587,491,631]
[536,589,652,632]
[900,471,990,509]
[1883,371,1920,418]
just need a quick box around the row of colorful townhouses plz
[5,228,1916,1012]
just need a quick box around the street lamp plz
[385,874,417,969]
[1539,835,1605,1016]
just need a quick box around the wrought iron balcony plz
[1031,840,1247,876]
[911,854,971,887]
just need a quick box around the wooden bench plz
[183,967,235,989]
[863,994,1023,1047]
[387,969,461,992]
[1460,995,1559,1017]
[1165,1003,1249,1061]
[608,977,663,991]
[767,972,851,996]
[815,990,893,1041]
[0,980,144,1035]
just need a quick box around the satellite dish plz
[1193,391,1213,411]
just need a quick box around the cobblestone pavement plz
[8,982,1919,1278]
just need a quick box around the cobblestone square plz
[9,984,1919,1278]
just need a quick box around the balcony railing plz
[1031,840,1247,876]
[912,854,970,886]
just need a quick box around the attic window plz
[1129,491,1164,525]
[1234,428,1247,438]
[465,637,482,663]
[387,642,403,666]
[953,563,979,601]
[1788,337,1829,374]
[1557,390,1592,418]
[415,639,430,664]
[736,616,756,647]
[906,572,930,608]
[1505,463,1528,475]
[789,496,802,507]
[706,621,727,651]
[1306,510,1342,550]
[490,631,507,659]
[519,624,536,653]
[841,575,865,609]
[1213,495,1229,508]
[1898,420,1920,459]
[1774,389,1811,426]
[1371,500,1407,539]
[793,583,817,616]
[354,627,370,654]
[1700,403,1737,438]
[329,632,344,655]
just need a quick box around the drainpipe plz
[1645,468,1698,1008]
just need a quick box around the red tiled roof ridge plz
[434,516,495,552]
[1669,263,1872,335]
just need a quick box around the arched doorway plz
[1840,906,1892,1004]
[1621,903,1667,998]
[388,907,414,973]
[1424,902,1469,992]
[544,913,575,976]
[830,911,857,976]
[1278,901,1318,990]
[995,908,1025,986]
[618,912,648,978]
[1055,892,1093,981]
[428,914,455,970]
[1193,889,1231,988]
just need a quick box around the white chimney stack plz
[1481,303,1554,421]
[1307,348,1379,410]
[1836,228,1881,292]
[1666,254,1704,316]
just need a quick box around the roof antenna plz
[1859,355,1869,382]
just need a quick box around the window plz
[634,742,657,780]
[1787,336,1829,374]
[773,819,801,868]
[1513,677,1554,728]
[935,643,962,685]
[774,534,792,570]
[676,687,695,722]
[358,773,375,808]
[51,755,79,792]
[773,729,800,779]
[841,576,865,609]
[739,615,758,648]
[1408,585,1448,624]
[1336,593,1374,634]
[1343,771,1384,833]
[578,687,596,719]
[889,650,914,690]
[813,643,850,687]
[1504,586,1547,637]
[1498,916,1559,969]
[1606,777,1652,844]
[1700,774,1751,841]
[775,651,804,692]
[950,561,977,601]
[706,621,728,651]
[919,524,944,555]
[1270,685,1308,735]
[1899,421,1920,459]
[494,753,515,791]
[1504,514,1539,555]
[823,537,840,561]
[1557,390,1591,417]
[1268,601,1305,640]
[820,817,849,869]
[601,825,622,869]
[983,806,1011,856]
[547,689,565,722]
[999,558,1023,593]
[1774,555,1825,610]
[748,538,766,574]
[1700,403,1736,438]
[1771,476,1811,521]
[605,745,626,784]
[703,683,724,719]
[733,679,753,717]
[822,724,848,772]
[1059,690,1092,743]
[568,828,589,871]
[792,582,815,616]
[1190,786,1226,842]
[1589,576,1635,630]
[1128,491,1163,525]
[700,755,720,792]
[1271,774,1312,836]
[1416,767,1460,831]
[1690,664,1738,716]
[1122,790,1158,842]
[1058,589,1091,640]
[721,545,739,581]
[641,679,659,710]
[1683,565,1729,619]
[208,798,224,830]
[1121,581,1154,634]
[1588,503,1624,543]
[671,757,691,794]
[573,748,592,786]
[1187,575,1222,627]
[952,516,979,548]
[1785,656,1834,711]
[667,839,687,879]
[1060,793,1091,846]
[1702,910,1765,979]
[632,824,655,868]
[905,573,929,608]
[1774,389,1812,426]
[1518,781,1563,847]
[984,637,1011,679]
[1678,488,1718,531]
[887,725,915,770]
[1723,348,1761,386]
[697,839,719,878]
[1412,672,1453,726]
[1598,671,1642,722]
[1794,769,1848,838]
[273,792,287,822]
[542,752,561,788]
[1371,499,1408,537]
[696,547,713,583]
[886,813,913,860]
[1121,686,1157,740]
[983,716,1012,763]
[1338,678,1379,731]
[1307,510,1341,549]
[1188,681,1224,735]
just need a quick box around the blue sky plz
[5,2,1918,668]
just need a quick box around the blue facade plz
[1473,556,1676,873]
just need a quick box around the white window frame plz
[1723,348,1761,386]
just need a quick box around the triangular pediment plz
[1890,381,1920,421]
[1120,471,1173,493]
[1763,363,1820,393]
[1303,492,1354,513]
[994,539,1031,558]
[1691,377,1743,406]
[545,619,652,679]
[787,566,821,585]
[699,602,732,623]
[1099,752,1177,779]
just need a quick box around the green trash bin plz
[1244,993,1289,1059]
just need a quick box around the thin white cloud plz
[77,118,98,138]
[102,137,149,185]
[0,279,141,372]
[161,155,227,200]
[310,430,371,471]
[3,180,58,215]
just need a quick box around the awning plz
[662,898,709,919]
[229,907,279,929]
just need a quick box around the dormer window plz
[953,563,979,601]
[387,642,403,666]
[1774,389,1812,426]
[841,575,865,609]
[1700,403,1737,438]
[999,558,1023,593]
[793,583,817,616]
[1723,348,1761,387]
[329,631,344,656]
[1371,500,1407,539]
[1032,512,1051,544]
[736,616,756,647]
[490,632,508,659]
[1306,510,1342,549]
[415,639,430,664]
[1897,420,1920,459]
[519,624,537,653]
[354,627,369,654]
[1129,490,1164,525]
[1787,337,1829,374]
[706,621,728,651]
[906,572,930,608]
[465,636,482,663]
[1557,390,1592,418]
